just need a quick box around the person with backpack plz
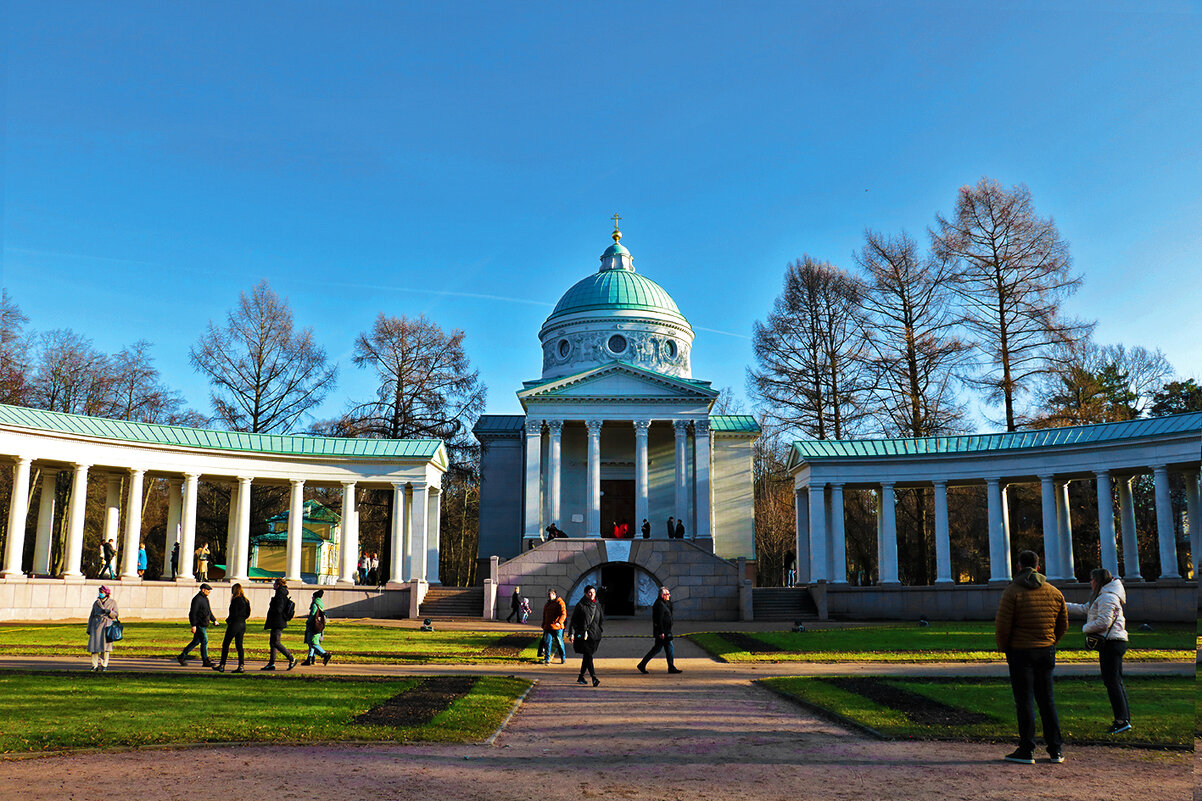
[303,589,332,666]
[262,578,298,671]
[213,582,251,673]
[1066,567,1131,734]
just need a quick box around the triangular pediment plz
[518,362,719,402]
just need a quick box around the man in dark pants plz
[995,550,1068,764]
[674,519,685,540]
[177,583,216,667]
[170,542,179,580]
[666,516,675,538]
[506,586,522,622]
[636,586,683,674]
[263,578,298,671]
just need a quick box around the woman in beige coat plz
[86,586,119,672]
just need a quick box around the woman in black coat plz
[568,585,604,686]
[263,579,297,671]
[214,582,251,673]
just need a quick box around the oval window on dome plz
[607,334,628,354]
[666,339,678,359]
[558,339,570,358]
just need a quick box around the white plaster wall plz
[712,435,756,559]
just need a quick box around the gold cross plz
[610,212,622,241]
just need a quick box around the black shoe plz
[231,666,244,674]
[636,663,648,674]
[592,677,600,687]
[1048,752,1065,764]
[201,660,215,668]
[261,663,276,671]
[301,657,313,666]
[287,657,298,671]
[1106,721,1132,734]
[212,664,225,673]
[577,676,587,685]
[1003,749,1035,764]
[322,652,332,666]
[668,667,683,674]
[177,655,188,666]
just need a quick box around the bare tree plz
[931,178,1092,430]
[749,256,869,439]
[1036,340,1175,426]
[28,329,114,415]
[752,425,797,586]
[0,290,30,405]
[190,281,337,433]
[110,340,193,424]
[711,386,747,416]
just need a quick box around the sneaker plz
[668,667,683,674]
[1003,749,1035,764]
[1107,721,1132,734]
[636,663,648,674]
[592,676,600,687]
[177,655,189,666]
[231,666,244,674]
[322,652,332,666]
[201,660,215,668]
[577,676,587,685]
[261,663,276,671]
[1048,752,1065,764]
[542,660,550,666]
[287,657,298,671]
[212,664,225,673]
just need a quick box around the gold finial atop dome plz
[610,212,622,242]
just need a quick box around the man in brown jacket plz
[995,549,1068,764]
[540,588,568,665]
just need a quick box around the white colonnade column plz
[410,482,428,582]
[62,463,90,579]
[1,457,32,578]
[794,488,810,584]
[933,480,952,584]
[986,478,1012,582]
[827,482,846,583]
[231,476,252,581]
[33,469,58,576]
[1095,471,1119,577]
[337,482,359,585]
[178,473,199,581]
[1117,476,1141,580]
[103,475,122,573]
[808,483,827,582]
[224,481,239,576]
[427,488,441,584]
[285,479,305,582]
[673,419,689,530]
[1152,465,1180,579]
[547,420,563,530]
[1185,471,1200,578]
[1056,480,1075,580]
[1038,476,1060,579]
[162,478,182,576]
[877,483,899,584]
[523,419,543,538]
[585,419,603,538]
[388,482,407,585]
[694,420,711,540]
[119,468,145,579]
[633,420,650,532]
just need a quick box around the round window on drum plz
[607,334,628,354]
[558,339,570,358]
[666,339,678,359]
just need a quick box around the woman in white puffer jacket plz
[1065,568,1130,734]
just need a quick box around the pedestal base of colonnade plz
[61,574,86,583]
[408,579,429,619]
[0,572,28,582]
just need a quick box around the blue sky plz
[3,2,1200,429]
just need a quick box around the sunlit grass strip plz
[0,671,530,753]
[762,675,1193,747]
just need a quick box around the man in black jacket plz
[177,583,216,667]
[636,586,683,674]
[263,578,298,671]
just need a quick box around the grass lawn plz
[762,674,1192,748]
[0,670,530,753]
[689,622,1194,663]
[0,622,540,664]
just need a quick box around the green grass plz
[0,671,530,753]
[689,622,1194,663]
[0,622,540,664]
[762,675,1193,747]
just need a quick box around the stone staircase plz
[418,586,484,619]
[752,587,818,621]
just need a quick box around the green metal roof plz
[791,412,1202,460]
[265,500,340,525]
[602,242,630,258]
[473,415,526,434]
[710,415,762,434]
[0,404,444,459]
[253,526,326,545]
[546,269,685,323]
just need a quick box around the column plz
[224,481,239,577]
[178,473,199,581]
[933,480,952,584]
[1,457,32,578]
[338,481,359,585]
[808,483,827,582]
[33,469,58,576]
[62,463,90,579]
[426,488,441,584]
[285,479,305,582]
[523,419,543,538]
[388,481,407,585]
[162,478,182,576]
[585,419,603,538]
[230,476,252,581]
[1117,477,1141,581]
[410,482,428,582]
[119,469,145,579]
[1184,471,1199,579]
[103,475,122,573]
[633,420,650,531]
[1056,480,1075,580]
[794,487,810,584]
[986,478,1011,582]
[1038,476,1060,579]
[673,419,689,527]
[1095,471,1119,577]
[827,482,846,583]
[877,483,899,584]
[547,419,563,528]
[1152,465,1180,579]
[693,420,712,540]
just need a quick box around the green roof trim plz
[790,413,1202,460]
[0,404,444,459]
[710,415,761,434]
[265,500,340,525]
[253,526,326,544]
[545,269,685,323]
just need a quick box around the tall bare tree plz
[749,256,869,439]
[1036,341,1175,426]
[0,290,30,405]
[110,340,195,424]
[28,329,114,415]
[931,178,1092,430]
[190,281,337,433]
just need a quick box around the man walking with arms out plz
[995,549,1068,764]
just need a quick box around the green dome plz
[602,242,630,257]
[547,269,684,322]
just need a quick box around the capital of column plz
[341,480,358,489]
[411,481,428,492]
[693,419,710,436]
[1152,464,1169,476]
[72,462,92,472]
[984,477,1000,487]
[1094,469,1110,478]
[672,419,689,436]
[547,419,564,434]
[12,455,31,467]
[182,472,200,481]
[524,418,544,436]
[880,481,895,490]
[633,419,651,436]
[585,418,603,435]
[290,478,305,488]
[1038,474,1054,482]
[931,479,947,488]
[237,475,253,486]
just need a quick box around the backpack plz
[284,598,296,622]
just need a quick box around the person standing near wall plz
[170,542,179,580]
[136,543,147,578]
[214,582,250,673]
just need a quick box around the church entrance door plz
[600,480,635,538]
[599,562,635,616]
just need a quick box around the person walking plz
[170,542,179,580]
[101,538,117,579]
[214,582,251,673]
[568,585,604,686]
[195,543,210,581]
[303,589,332,666]
[995,550,1068,764]
[1066,567,1131,734]
[262,578,298,671]
[177,583,216,667]
[641,519,651,539]
[86,586,119,672]
[136,543,147,577]
[506,586,522,622]
[540,588,568,665]
[636,586,682,674]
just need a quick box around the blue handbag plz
[105,621,124,642]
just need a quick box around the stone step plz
[419,586,484,619]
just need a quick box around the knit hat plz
[98,586,111,596]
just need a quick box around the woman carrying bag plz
[1066,567,1130,734]
[303,589,332,666]
[86,586,119,672]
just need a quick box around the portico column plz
[427,488,441,584]
[673,419,689,528]
[285,479,305,582]
[119,469,145,579]
[338,481,359,585]
[1095,471,1119,577]
[224,481,239,576]
[231,476,252,582]
[877,483,899,584]
[523,419,543,538]
[178,473,199,581]
[633,420,651,531]
[62,463,90,579]
[586,419,603,538]
[808,483,827,582]
[827,482,846,583]
[1,456,32,578]
[794,487,810,584]
[1037,475,1059,579]
[1152,465,1180,579]
[986,478,1012,582]
[103,475,122,570]
[162,478,182,576]
[33,469,58,576]
[547,420,563,530]
[694,420,712,540]
[1184,471,1200,578]
[1056,480,1075,581]
[933,480,952,584]
[1117,477,1141,581]
[410,482,429,582]
[388,482,407,585]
